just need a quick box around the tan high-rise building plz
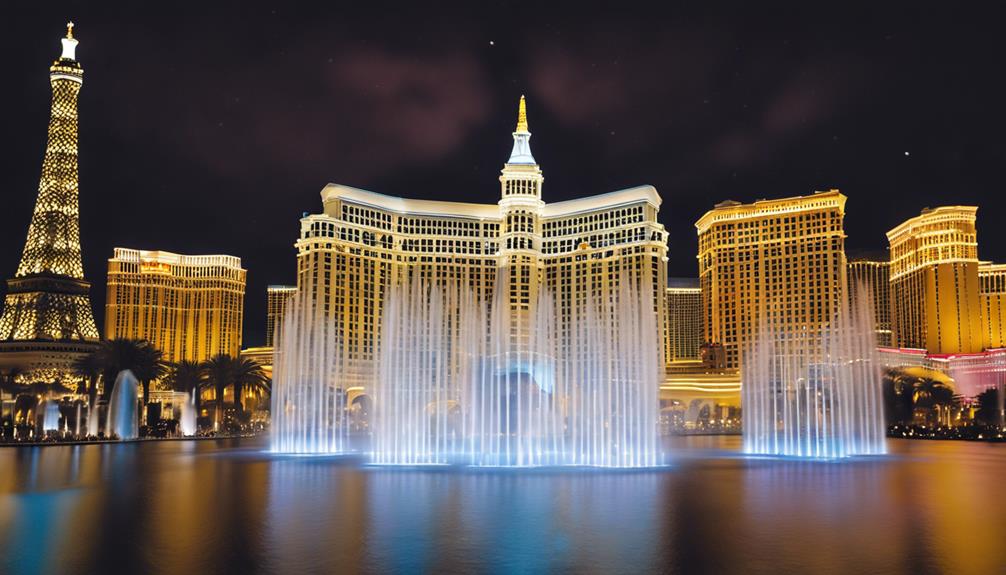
[294,98,668,389]
[978,263,1006,349]
[105,248,246,363]
[847,256,892,347]
[886,207,983,354]
[696,190,847,369]
[665,279,702,364]
[266,285,296,347]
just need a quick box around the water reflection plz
[0,437,1003,574]
[359,471,662,573]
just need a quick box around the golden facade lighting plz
[847,257,892,347]
[695,190,848,369]
[978,263,1006,349]
[665,281,702,363]
[105,249,246,364]
[886,206,983,353]
[295,98,669,389]
[0,23,99,381]
[266,286,297,348]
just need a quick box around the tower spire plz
[516,94,528,133]
[59,21,80,61]
[507,95,536,165]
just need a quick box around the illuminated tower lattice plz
[0,23,100,381]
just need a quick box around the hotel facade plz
[847,255,892,347]
[266,285,296,348]
[695,191,848,369]
[105,248,246,363]
[293,98,668,389]
[979,263,1006,349]
[887,206,984,354]
[880,206,1006,398]
[664,278,702,364]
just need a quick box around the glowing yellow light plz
[0,25,97,346]
[516,95,528,133]
[106,249,246,364]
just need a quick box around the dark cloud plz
[713,58,863,168]
[122,37,492,185]
[528,24,727,157]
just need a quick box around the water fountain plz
[180,390,198,436]
[271,294,350,453]
[107,370,139,440]
[371,268,660,467]
[742,288,886,458]
[41,399,60,432]
[87,403,99,437]
[272,268,661,468]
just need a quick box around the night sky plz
[3,3,1006,347]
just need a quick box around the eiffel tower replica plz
[0,22,100,383]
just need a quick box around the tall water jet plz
[42,399,60,432]
[180,390,197,436]
[107,370,139,440]
[75,403,81,436]
[271,293,350,453]
[87,403,99,436]
[372,268,660,467]
[743,286,886,458]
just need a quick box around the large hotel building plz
[884,206,1006,354]
[880,206,1006,396]
[979,263,1006,349]
[695,191,848,369]
[265,285,296,348]
[847,254,892,347]
[664,279,702,364]
[105,248,246,363]
[293,98,668,388]
[887,206,984,354]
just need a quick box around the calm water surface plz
[0,436,1003,574]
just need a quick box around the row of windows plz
[503,179,540,197]
[542,205,644,237]
[110,263,244,280]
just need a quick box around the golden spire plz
[515,95,528,133]
[66,21,74,39]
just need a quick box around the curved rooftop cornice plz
[320,183,661,220]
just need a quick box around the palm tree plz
[202,355,231,429]
[72,354,102,411]
[95,338,143,400]
[132,344,167,413]
[202,354,268,429]
[882,368,915,425]
[913,376,956,426]
[167,359,205,418]
[230,358,269,416]
[975,386,1003,426]
[93,339,167,406]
